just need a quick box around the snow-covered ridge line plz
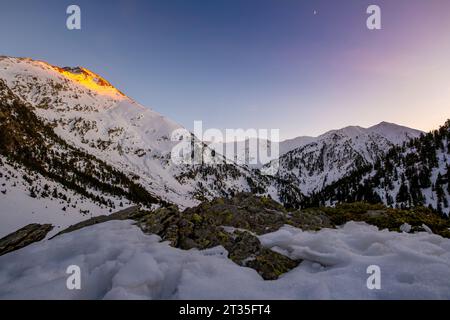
[265,121,423,195]
[307,120,450,215]
[53,65,126,98]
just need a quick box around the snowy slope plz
[265,123,423,195]
[0,56,276,208]
[0,155,132,238]
[0,56,193,206]
[212,136,316,169]
[0,77,162,237]
[308,121,450,215]
[0,220,449,299]
[0,56,304,235]
[374,142,450,215]
[280,135,317,155]
[214,122,420,172]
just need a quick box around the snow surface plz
[0,155,132,238]
[0,220,449,299]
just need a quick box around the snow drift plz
[0,220,449,299]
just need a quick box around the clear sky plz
[1,0,450,140]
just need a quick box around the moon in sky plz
[314,10,318,15]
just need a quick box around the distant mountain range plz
[266,121,423,195]
[306,120,450,215]
[214,122,423,194]
[0,56,448,237]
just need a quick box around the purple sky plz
[1,0,450,139]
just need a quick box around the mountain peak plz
[53,65,126,98]
[369,121,403,130]
[320,125,366,139]
[0,56,126,99]
[367,121,423,143]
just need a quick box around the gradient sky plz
[1,0,450,140]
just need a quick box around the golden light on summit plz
[53,66,125,98]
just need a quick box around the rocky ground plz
[1,193,449,280]
[0,223,53,256]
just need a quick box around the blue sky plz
[1,0,450,139]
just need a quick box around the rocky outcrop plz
[4,194,447,281]
[51,205,142,239]
[225,230,299,280]
[136,194,333,279]
[0,223,53,256]
[0,206,141,256]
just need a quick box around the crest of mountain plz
[0,77,163,237]
[306,120,450,215]
[263,122,423,195]
[0,56,303,236]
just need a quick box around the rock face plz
[51,206,142,239]
[0,223,53,256]
[225,230,299,280]
[137,193,334,279]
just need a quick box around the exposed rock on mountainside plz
[0,223,53,256]
[306,202,450,238]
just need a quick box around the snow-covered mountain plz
[0,56,432,237]
[212,136,315,169]
[264,122,423,195]
[0,75,163,237]
[308,120,450,215]
[0,56,300,236]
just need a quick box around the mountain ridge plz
[0,55,445,239]
[264,120,423,195]
[0,56,302,236]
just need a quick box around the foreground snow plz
[0,220,449,299]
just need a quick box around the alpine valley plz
[1,56,450,299]
[0,56,302,237]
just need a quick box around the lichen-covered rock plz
[315,202,450,238]
[224,230,300,280]
[182,193,289,235]
[136,194,303,279]
[0,223,53,256]
[287,210,333,231]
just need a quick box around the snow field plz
[0,220,449,299]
